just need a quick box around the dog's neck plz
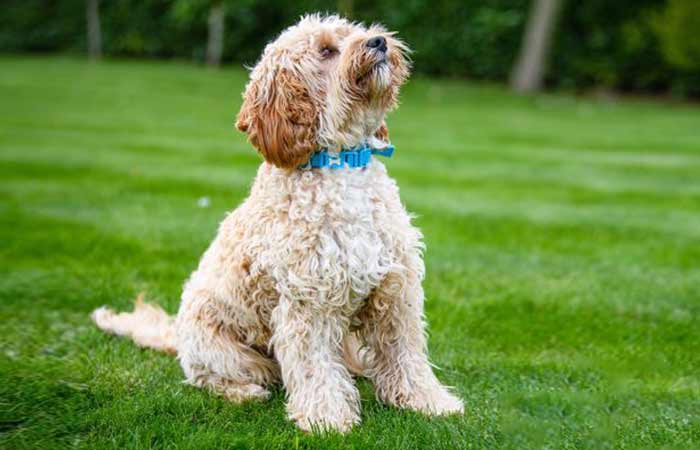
[321,135,389,153]
[318,108,387,151]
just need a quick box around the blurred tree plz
[206,1,225,66]
[2,0,699,98]
[653,0,700,71]
[171,0,226,65]
[86,0,102,59]
[510,0,564,92]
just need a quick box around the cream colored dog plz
[92,14,463,433]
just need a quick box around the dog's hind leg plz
[186,373,271,402]
[175,297,279,403]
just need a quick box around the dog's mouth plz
[356,55,390,84]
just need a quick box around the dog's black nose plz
[366,36,387,52]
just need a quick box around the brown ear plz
[374,121,389,142]
[236,67,318,168]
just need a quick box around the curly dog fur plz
[91,14,464,433]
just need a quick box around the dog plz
[91,14,464,433]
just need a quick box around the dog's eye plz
[320,46,338,58]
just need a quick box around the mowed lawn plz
[1,56,700,449]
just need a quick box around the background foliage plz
[1,0,698,96]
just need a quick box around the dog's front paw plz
[288,400,360,433]
[387,384,465,416]
[414,388,464,416]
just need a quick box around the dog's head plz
[236,14,411,168]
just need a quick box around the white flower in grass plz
[197,196,211,208]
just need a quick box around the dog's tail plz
[90,293,177,355]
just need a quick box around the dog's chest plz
[321,180,392,300]
[281,165,399,304]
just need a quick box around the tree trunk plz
[510,0,563,93]
[206,2,225,67]
[86,0,102,60]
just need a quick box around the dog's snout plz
[366,36,387,52]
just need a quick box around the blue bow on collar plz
[298,145,394,169]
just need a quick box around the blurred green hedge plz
[1,0,698,96]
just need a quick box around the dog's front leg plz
[362,269,464,416]
[271,296,360,433]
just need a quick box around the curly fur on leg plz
[361,269,464,415]
[271,297,361,433]
[175,296,280,403]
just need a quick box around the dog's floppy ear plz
[236,67,318,169]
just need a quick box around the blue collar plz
[298,144,394,169]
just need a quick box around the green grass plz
[1,55,700,449]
